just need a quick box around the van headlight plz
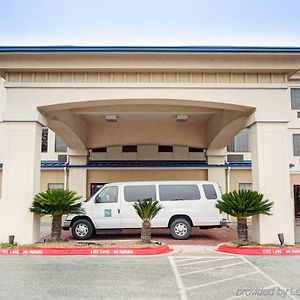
[64,215,72,221]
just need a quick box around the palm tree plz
[132,198,163,243]
[216,190,273,242]
[29,189,85,242]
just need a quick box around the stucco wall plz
[87,169,208,195]
[8,168,300,198]
[229,169,252,191]
[0,170,2,197]
[40,170,65,192]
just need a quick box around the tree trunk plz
[237,217,248,242]
[141,220,151,243]
[51,215,62,242]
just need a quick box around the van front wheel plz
[72,219,93,240]
[170,218,192,240]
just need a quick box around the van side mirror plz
[95,195,101,203]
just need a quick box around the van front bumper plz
[62,220,71,230]
[220,219,229,228]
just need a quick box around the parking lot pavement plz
[169,255,300,300]
[0,254,299,300]
[246,256,300,299]
[0,256,180,300]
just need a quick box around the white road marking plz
[177,256,235,267]
[242,256,299,300]
[174,257,214,263]
[180,261,246,276]
[186,271,259,290]
[169,257,188,300]
[169,256,297,300]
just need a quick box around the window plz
[55,134,67,153]
[96,186,118,203]
[227,140,235,152]
[227,154,244,162]
[291,88,300,109]
[90,183,106,196]
[92,148,107,153]
[48,183,64,190]
[188,147,204,153]
[293,134,300,156]
[41,128,48,153]
[159,184,200,201]
[227,128,250,152]
[203,184,217,200]
[239,183,252,191]
[124,185,156,202]
[158,145,173,152]
[122,145,137,152]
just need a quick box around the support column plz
[0,120,43,244]
[206,148,227,194]
[250,121,295,244]
[68,149,88,200]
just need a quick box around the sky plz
[0,0,300,46]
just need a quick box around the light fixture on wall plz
[105,115,118,122]
[176,114,188,122]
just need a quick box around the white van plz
[62,181,227,240]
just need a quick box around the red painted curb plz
[217,244,300,256]
[0,244,171,256]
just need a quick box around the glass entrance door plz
[294,185,300,219]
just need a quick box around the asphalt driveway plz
[0,254,299,300]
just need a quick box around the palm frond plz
[216,189,273,218]
[132,198,163,221]
[29,189,85,217]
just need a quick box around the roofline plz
[1,46,300,53]
[0,160,252,170]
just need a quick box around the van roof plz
[105,180,216,185]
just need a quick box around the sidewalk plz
[40,221,237,246]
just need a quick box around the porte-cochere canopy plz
[0,46,300,244]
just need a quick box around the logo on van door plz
[104,208,112,218]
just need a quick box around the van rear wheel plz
[170,218,192,240]
[72,219,93,240]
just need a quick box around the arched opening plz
[39,98,254,151]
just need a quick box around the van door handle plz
[118,209,120,214]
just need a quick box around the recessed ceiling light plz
[105,115,118,122]
[176,114,188,122]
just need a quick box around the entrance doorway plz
[90,183,107,196]
[293,185,300,221]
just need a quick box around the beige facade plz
[1,46,300,244]
[7,167,298,202]
[40,170,65,192]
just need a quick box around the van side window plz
[95,186,118,203]
[159,185,200,201]
[124,185,156,202]
[203,184,217,200]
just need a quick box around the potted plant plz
[132,198,163,244]
[29,189,85,242]
[216,190,273,242]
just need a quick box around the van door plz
[92,185,122,229]
[157,184,202,227]
[121,184,157,228]
[199,183,222,225]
